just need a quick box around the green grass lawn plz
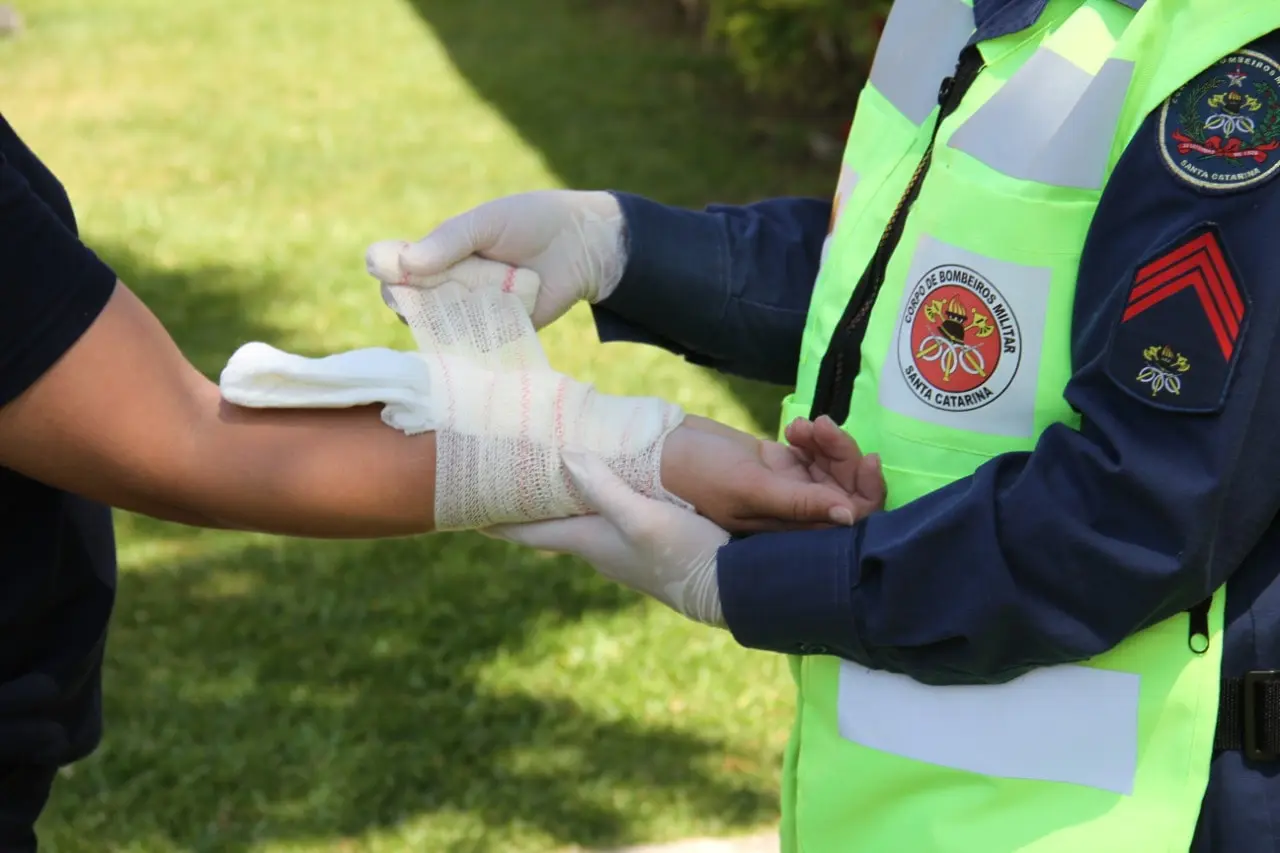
[1,1,836,850]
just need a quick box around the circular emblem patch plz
[897,265,1021,412]
[1158,49,1280,192]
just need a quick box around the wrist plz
[584,390,689,509]
[658,423,696,505]
[580,190,626,304]
[687,549,727,628]
[680,414,760,447]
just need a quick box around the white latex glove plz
[489,448,730,627]
[366,189,625,329]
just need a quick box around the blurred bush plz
[672,0,892,114]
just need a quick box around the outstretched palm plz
[674,414,887,533]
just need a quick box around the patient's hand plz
[660,415,886,534]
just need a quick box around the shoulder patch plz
[1157,49,1280,193]
[1105,225,1248,412]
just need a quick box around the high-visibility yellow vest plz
[776,0,1280,849]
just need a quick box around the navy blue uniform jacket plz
[591,4,1280,850]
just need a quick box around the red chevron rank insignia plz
[1106,225,1248,412]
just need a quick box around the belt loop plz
[1243,670,1280,762]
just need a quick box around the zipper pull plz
[938,46,984,113]
[938,75,955,106]
[1188,596,1212,654]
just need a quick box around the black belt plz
[1216,671,1280,761]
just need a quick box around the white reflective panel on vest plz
[947,49,1135,189]
[878,235,1050,438]
[870,0,975,125]
[837,660,1140,794]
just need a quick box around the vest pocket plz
[857,166,1095,478]
[875,457,992,511]
[777,393,812,442]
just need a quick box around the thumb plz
[779,480,859,527]
[561,448,655,528]
[401,257,541,316]
[366,239,412,285]
[486,516,597,551]
[400,210,496,277]
[487,515,634,573]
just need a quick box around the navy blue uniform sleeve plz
[0,144,117,408]
[716,52,1280,684]
[590,192,831,387]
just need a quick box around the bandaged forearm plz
[424,355,685,528]
[218,264,688,530]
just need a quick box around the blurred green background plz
[0,0,868,850]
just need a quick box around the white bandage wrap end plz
[218,269,688,531]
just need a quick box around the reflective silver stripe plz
[946,49,1134,189]
[869,0,975,126]
[832,164,859,225]
[819,167,860,268]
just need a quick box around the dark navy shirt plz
[0,116,118,846]
[592,20,1280,853]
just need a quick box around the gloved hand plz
[366,190,625,329]
[490,417,887,627]
[490,448,731,626]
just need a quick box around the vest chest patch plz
[1158,49,1280,193]
[881,236,1051,438]
[899,264,1020,409]
[1104,225,1247,412]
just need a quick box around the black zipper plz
[1187,596,1212,654]
[809,45,987,423]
